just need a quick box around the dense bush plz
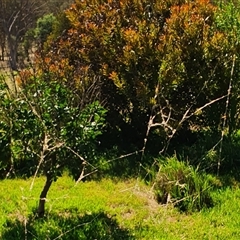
[33,0,240,157]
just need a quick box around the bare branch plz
[217,54,236,174]
[142,71,228,156]
[64,145,97,170]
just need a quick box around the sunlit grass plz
[1,175,240,239]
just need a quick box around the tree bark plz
[0,41,5,61]
[8,38,18,70]
[37,173,53,218]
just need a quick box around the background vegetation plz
[1,0,240,238]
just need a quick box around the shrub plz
[38,0,240,154]
[154,157,218,212]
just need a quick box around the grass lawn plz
[0,174,240,239]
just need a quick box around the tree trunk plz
[7,34,18,70]
[37,173,53,218]
[0,43,4,61]
[9,44,18,70]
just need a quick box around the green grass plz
[1,174,240,239]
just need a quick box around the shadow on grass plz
[2,210,134,240]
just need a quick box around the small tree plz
[0,70,106,217]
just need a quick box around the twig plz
[64,145,97,170]
[100,150,142,166]
[217,54,236,175]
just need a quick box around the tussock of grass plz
[1,175,240,239]
[154,157,217,212]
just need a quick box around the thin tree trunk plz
[0,44,4,61]
[37,173,53,218]
[9,44,18,70]
[7,34,18,70]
